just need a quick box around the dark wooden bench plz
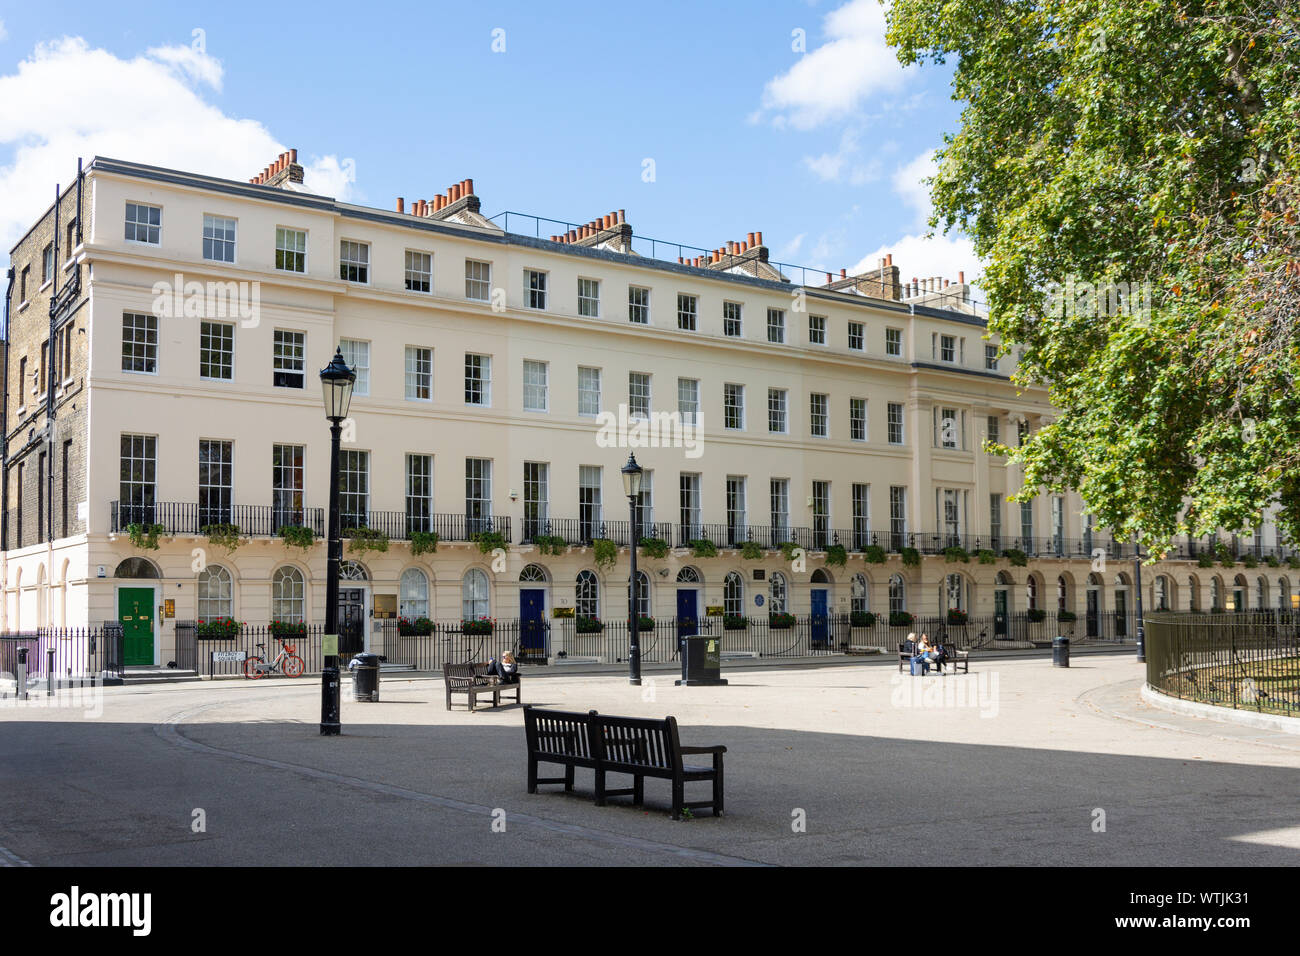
[898,640,969,675]
[444,662,522,711]
[524,705,725,820]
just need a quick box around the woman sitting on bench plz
[910,633,945,675]
[485,651,519,684]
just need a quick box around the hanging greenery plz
[535,535,568,556]
[127,523,165,551]
[638,537,670,559]
[593,538,617,569]
[409,531,439,556]
[900,547,921,568]
[472,530,507,554]
[279,524,314,550]
[690,538,718,559]
[345,526,390,554]
[201,523,242,554]
[824,544,848,567]
[1002,548,1029,567]
[740,540,764,561]
[863,545,887,564]
[943,546,970,563]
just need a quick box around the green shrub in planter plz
[689,538,718,559]
[900,547,921,568]
[977,549,997,565]
[534,535,567,556]
[593,538,617,569]
[1215,543,1235,567]
[1243,554,1259,568]
[946,609,968,625]
[1057,610,1077,622]
[850,610,876,628]
[638,537,669,559]
[127,522,165,551]
[769,612,796,629]
[268,620,307,639]
[863,545,887,564]
[888,611,914,627]
[196,617,242,639]
[1197,553,1215,568]
[723,614,749,630]
[279,524,314,550]
[779,541,802,561]
[201,523,242,554]
[1026,608,1047,622]
[410,531,440,556]
[1266,554,1280,568]
[943,546,970,563]
[636,615,656,631]
[397,616,434,636]
[576,616,604,633]
[345,526,389,554]
[472,530,507,554]
[461,617,495,635]
[1289,556,1300,571]
[1002,548,1028,567]
[740,540,764,561]
[824,543,848,567]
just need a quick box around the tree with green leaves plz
[886,0,1299,557]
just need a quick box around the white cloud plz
[850,233,982,291]
[0,36,355,266]
[0,20,8,43]
[892,148,937,228]
[802,128,886,185]
[760,0,914,129]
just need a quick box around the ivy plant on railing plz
[943,546,970,563]
[824,543,848,567]
[1197,552,1215,568]
[863,545,887,564]
[690,538,719,559]
[127,522,165,551]
[740,540,764,561]
[1002,548,1029,567]
[472,530,507,554]
[1243,554,1259,568]
[850,610,876,628]
[345,526,390,554]
[201,523,242,554]
[779,541,802,561]
[535,535,568,556]
[1266,554,1280,568]
[900,547,921,568]
[639,537,670,559]
[409,531,439,556]
[592,538,617,569]
[977,549,998,564]
[279,524,314,550]
[1215,543,1236,567]
[1290,556,1300,571]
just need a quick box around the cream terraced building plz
[3,153,1294,667]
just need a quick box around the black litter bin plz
[349,653,381,701]
[675,635,728,687]
[1052,635,1070,668]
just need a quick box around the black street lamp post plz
[622,453,644,686]
[320,348,356,736]
[1133,538,1145,663]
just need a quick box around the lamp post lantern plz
[621,453,644,685]
[320,347,356,735]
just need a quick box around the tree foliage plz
[887,0,1300,556]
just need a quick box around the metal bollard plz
[48,646,56,696]
[320,665,341,736]
[16,646,28,701]
[1052,635,1070,667]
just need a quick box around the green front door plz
[119,588,155,666]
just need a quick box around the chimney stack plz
[396,197,405,214]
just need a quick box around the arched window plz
[340,561,368,581]
[1187,576,1198,611]
[851,573,868,613]
[889,574,906,614]
[575,570,600,619]
[197,565,233,620]
[676,566,701,584]
[1257,576,1268,610]
[634,570,650,617]
[272,566,305,623]
[945,573,965,612]
[1154,576,1168,612]
[1057,575,1068,612]
[1211,578,1222,610]
[769,572,788,614]
[114,557,160,579]
[811,568,830,584]
[1279,577,1292,612]
[724,572,744,616]
[1026,576,1039,611]
[400,568,428,619]
[462,569,489,620]
[519,564,547,583]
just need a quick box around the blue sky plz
[0,0,978,284]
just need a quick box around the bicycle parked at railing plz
[243,635,305,679]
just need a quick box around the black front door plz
[340,587,366,658]
[1086,589,1099,637]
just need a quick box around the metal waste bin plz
[349,652,381,701]
[676,635,728,687]
[1052,635,1070,668]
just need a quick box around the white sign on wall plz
[212,651,246,663]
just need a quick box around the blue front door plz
[810,589,829,645]
[676,589,698,640]
[520,589,546,660]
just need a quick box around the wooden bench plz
[444,662,522,711]
[524,705,726,820]
[898,641,970,675]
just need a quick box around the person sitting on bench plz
[910,633,935,676]
[484,651,519,684]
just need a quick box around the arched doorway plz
[1113,573,1130,638]
[810,568,832,646]
[1085,573,1103,636]
[676,566,701,639]
[338,561,369,655]
[994,571,1013,637]
[518,564,549,660]
[115,557,161,666]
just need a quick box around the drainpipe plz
[2,265,12,630]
